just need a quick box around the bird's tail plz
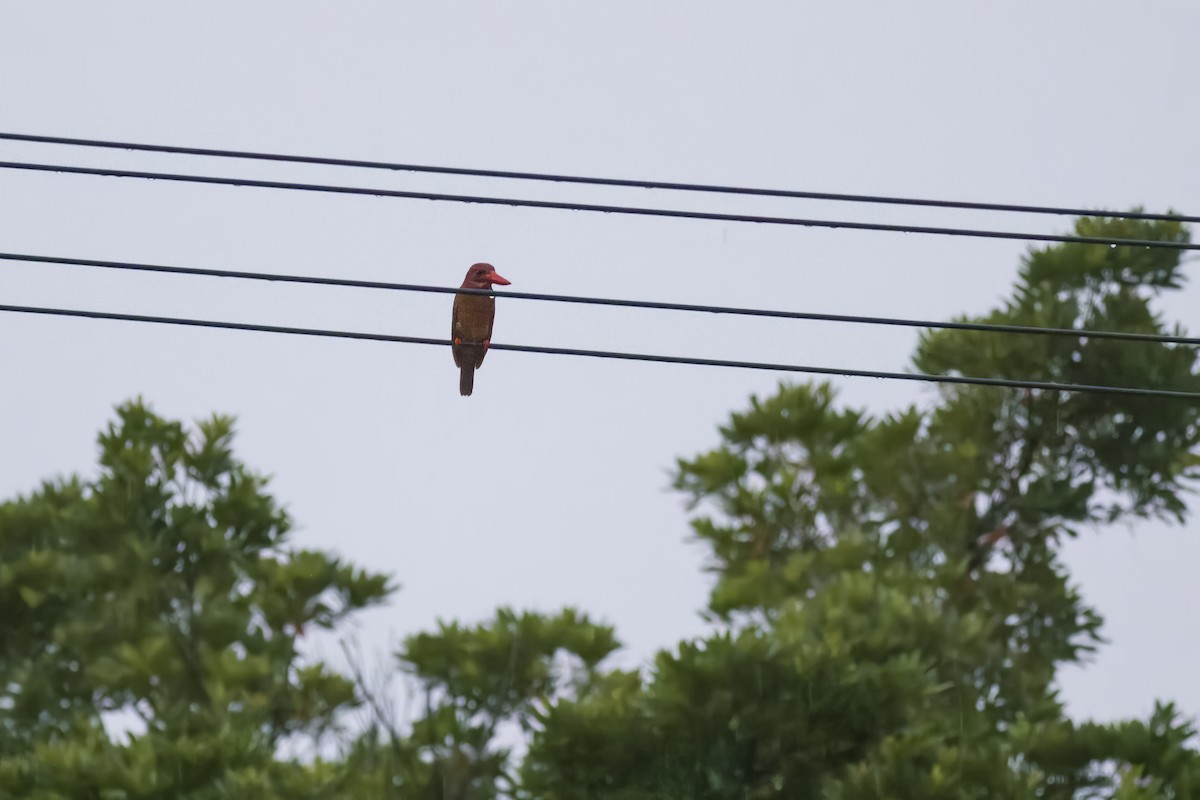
[459,365,475,396]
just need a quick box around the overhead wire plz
[3,251,1198,347]
[1,303,1197,400]
[0,131,1194,224]
[1,140,1193,393]
[1,160,1197,251]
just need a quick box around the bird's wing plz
[451,295,465,368]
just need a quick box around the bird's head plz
[461,263,511,289]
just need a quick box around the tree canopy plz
[523,216,1200,799]
[1,216,1197,798]
[0,402,392,798]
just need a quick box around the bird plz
[451,263,511,396]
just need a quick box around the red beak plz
[488,271,511,286]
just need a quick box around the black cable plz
[4,251,1197,347]
[1,160,1196,251]
[1,131,1193,225]
[1,303,1196,400]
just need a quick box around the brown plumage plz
[451,263,511,396]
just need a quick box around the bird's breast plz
[453,294,496,342]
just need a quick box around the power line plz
[3,251,1198,347]
[1,303,1196,400]
[1,131,1194,225]
[1,160,1196,251]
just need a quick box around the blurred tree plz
[521,217,1200,799]
[3,216,1198,800]
[0,404,617,800]
[0,400,392,798]
[344,607,621,799]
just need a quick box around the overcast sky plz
[2,1,1198,727]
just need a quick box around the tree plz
[398,606,619,800]
[3,216,1198,800]
[0,400,392,798]
[0,404,618,800]
[522,217,1200,799]
[340,607,621,800]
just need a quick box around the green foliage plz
[387,607,622,800]
[917,216,1199,524]
[3,217,1198,799]
[523,218,1200,798]
[0,400,392,798]
[525,584,939,799]
[1018,702,1200,799]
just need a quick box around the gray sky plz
[2,1,1198,727]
